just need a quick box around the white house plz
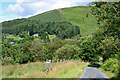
[33,34,38,37]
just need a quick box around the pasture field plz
[29,10,64,23]
[2,62,46,78]
[6,35,23,41]
[28,6,99,36]
[61,6,99,36]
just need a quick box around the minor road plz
[79,67,108,78]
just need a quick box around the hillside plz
[28,10,64,23]
[61,6,99,36]
[2,6,99,36]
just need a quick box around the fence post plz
[49,60,51,70]
[60,59,62,63]
[63,59,65,62]
[52,60,54,68]
[46,59,51,72]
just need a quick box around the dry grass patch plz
[44,61,89,78]
[2,61,46,78]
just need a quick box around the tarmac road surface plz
[78,67,109,79]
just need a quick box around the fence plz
[3,59,81,78]
[3,62,45,78]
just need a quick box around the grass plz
[48,35,56,41]
[29,10,64,23]
[61,6,99,36]
[2,61,116,78]
[7,35,23,41]
[2,62,46,78]
[2,61,89,78]
[3,6,99,37]
[99,67,116,78]
[44,61,89,78]
[29,6,99,36]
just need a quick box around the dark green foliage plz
[55,44,81,60]
[102,57,119,74]
[90,1,120,38]
[28,10,64,22]
[2,42,14,58]
[90,1,120,60]
[19,36,35,43]
[77,36,100,64]
[88,2,120,77]
[16,41,32,63]
[2,57,15,65]
[41,32,50,43]
[102,51,120,74]
[97,36,119,61]
[2,21,80,40]
[45,38,66,59]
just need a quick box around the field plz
[28,10,64,23]
[2,6,99,37]
[2,62,46,78]
[44,61,89,78]
[28,6,99,36]
[61,6,99,36]
[7,35,23,41]
[99,68,116,78]
[2,61,116,78]
[48,35,56,41]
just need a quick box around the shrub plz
[2,57,15,65]
[55,44,81,60]
[102,58,119,73]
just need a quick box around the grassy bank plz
[43,61,89,78]
[99,68,116,78]
[61,6,99,36]
[2,61,116,78]
[2,62,46,78]
[2,61,88,78]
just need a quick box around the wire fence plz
[3,59,82,78]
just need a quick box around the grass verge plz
[2,62,46,78]
[99,67,116,78]
[44,61,89,78]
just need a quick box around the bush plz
[102,58,119,73]
[55,44,81,60]
[2,57,15,65]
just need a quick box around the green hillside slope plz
[28,6,99,36]
[61,6,99,36]
[2,6,99,36]
[28,10,64,23]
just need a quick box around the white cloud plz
[1,0,119,2]
[0,16,18,23]
[16,0,24,3]
[3,0,93,22]
[6,4,24,14]
[50,0,78,10]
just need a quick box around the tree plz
[55,44,81,60]
[29,25,34,36]
[90,1,120,38]
[16,41,32,63]
[78,36,100,64]
[46,38,65,59]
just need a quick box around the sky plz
[0,0,94,22]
